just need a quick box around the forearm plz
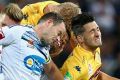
[44,60,64,80]
[97,71,119,80]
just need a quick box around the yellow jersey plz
[60,44,101,80]
[21,1,60,26]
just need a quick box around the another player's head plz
[44,2,60,14]
[45,2,81,33]
[71,13,102,50]
[58,2,81,33]
[46,2,81,56]
[2,3,23,26]
[36,12,68,56]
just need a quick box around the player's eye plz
[1,23,7,27]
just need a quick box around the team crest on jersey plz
[74,66,81,73]
[24,55,45,75]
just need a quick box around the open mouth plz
[95,37,100,41]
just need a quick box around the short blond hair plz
[58,2,82,33]
[3,3,23,22]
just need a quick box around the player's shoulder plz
[61,55,85,80]
[61,50,87,72]
[7,25,34,36]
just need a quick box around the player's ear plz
[45,19,53,27]
[76,35,84,43]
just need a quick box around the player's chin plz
[49,45,64,58]
[96,42,102,47]
[50,48,63,58]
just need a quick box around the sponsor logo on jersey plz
[24,55,45,75]
[64,71,72,80]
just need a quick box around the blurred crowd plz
[0,0,120,78]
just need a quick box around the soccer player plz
[0,3,25,79]
[51,2,82,68]
[0,3,23,76]
[0,4,23,75]
[21,1,82,58]
[0,12,67,80]
[50,2,81,58]
[60,13,119,80]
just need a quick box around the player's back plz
[21,1,60,26]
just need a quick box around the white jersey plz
[0,25,51,80]
[0,45,2,73]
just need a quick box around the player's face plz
[1,15,16,27]
[41,22,67,49]
[82,21,102,48]
[0,14,5,27]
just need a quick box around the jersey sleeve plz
[39,47,51,64]
[0,27,15,45]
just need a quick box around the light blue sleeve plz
[0,27,15,46]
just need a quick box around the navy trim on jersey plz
[21,31,49,60]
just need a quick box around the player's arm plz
[97,71,119,80]
[44,60,64,80]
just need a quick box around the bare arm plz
[44,60,64,80]
[97,71,119,80]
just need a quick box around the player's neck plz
[34,26,42,40]
[81,44,97,54]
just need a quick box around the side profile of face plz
[82,21,102,48]
[1,14,16,27]
[0,14,5,27]
[41,22,67,49]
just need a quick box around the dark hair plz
[37,12,64,26]
[71,12,94,36]
[3,3,23,22]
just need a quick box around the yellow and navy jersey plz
[21,1,60,26]
[60,44,101,80]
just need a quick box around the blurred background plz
[0,0,120,78]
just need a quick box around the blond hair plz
[58,2,82,33]
[58,2,82,49]
[3,3,23,22]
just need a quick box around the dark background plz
[0,0,120,78]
